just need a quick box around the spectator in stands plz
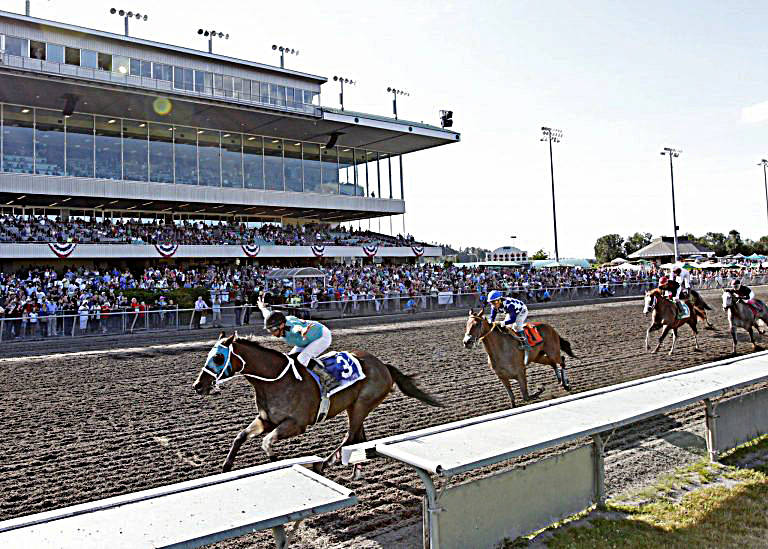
[193,295,209,329]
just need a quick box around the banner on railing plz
[154,243,179,258]
[312,245,325,257]
[411,245,424,257]
[242,244,261,257]
[362,244,379,258]
[48,242,77,258]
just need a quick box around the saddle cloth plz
[307,351,366,397]
[523,322,544,346]
[676,302,690,320]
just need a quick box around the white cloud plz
[741,101,768,124]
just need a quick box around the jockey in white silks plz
[487,290,533,363]
[672,266,692,300]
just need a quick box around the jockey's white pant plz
[290,325,332,367]
[506,310,528,332]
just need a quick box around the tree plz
[725,230,744,256]
[530,249,549,260]
[623,232,652,257]
[701,232,727,256]
[594,234,624,264]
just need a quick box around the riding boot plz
[305,357,341,395]
[515,330,532,365]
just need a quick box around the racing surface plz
[1,290,765,547]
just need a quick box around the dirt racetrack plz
[1,290,766,547]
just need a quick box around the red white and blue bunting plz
[362,244,379,258]
[311,245,326,257]
[242,244,261,257]
[48,242,77,258]
[154,243,179,258]
[411,245,424,257]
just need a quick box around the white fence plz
[342,352,768,548]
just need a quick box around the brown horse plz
[643,288,700,355]
[193,332,443,476]
[462,311,576,407]
[688,288,715,330]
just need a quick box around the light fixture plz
[138,123,146,127]
[107,119,116,124]
[197,130,204,134]
[272,139,279,143]
[271,44,299,68]
[223,133,231,138]
[198,28,230,53]
[21,108,30,114]
[61,197,71,202]
[332,75,357,111]
[247,136,256,141]
[110,7,148,36]
[386,87,410,119]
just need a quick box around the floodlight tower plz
[198,29,229,53]
[541,127,563,262]
[110,8,148,36]
[333,76,356,111]
[272,45,299,68]
[759,159,768,229]
[660,147,682,263]
[387,87,409,120]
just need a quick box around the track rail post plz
[704,398,719,462]
[592,434,606,510]
[410,466,441,549]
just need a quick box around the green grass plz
[507,438,768,548]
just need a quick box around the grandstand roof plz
[628,237,714,260]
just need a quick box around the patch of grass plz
[721,434,768,464]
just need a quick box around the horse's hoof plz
[351,464,363,481]
[311,462,324,474]
[268,455,278,463]
[222,462,233,473]
[694,348,703,352]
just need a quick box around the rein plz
[205,342,304,387]
[471,317,496,342]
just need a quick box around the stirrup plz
[316,395,330,424]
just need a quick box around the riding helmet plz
[659,276,669,285]
[732,279,741,288]
[264,310,286,330]
[487,290,504,302]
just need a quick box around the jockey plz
[672,267,691,299]
[658,276,682,302]
[487,290,532,362]
[257,298,339,394]
[730,280,761,313]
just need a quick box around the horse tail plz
[691,290,712,310]
[386,364,444,408]
[559,337,576,358]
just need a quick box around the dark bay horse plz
[643,288,700,355]
[462,310,576,407]
[193,332,443,476]
[721,290,768,354]
[688,289,715,330]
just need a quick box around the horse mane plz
[234,336,286,359]
[648,288,663,298]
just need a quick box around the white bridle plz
[201,341,304,389]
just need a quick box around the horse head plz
[193,331,237,396]
[722,290,733,311]
[643,289,659,316]
[463,309,489,349]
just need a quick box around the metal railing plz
[2,275,766,343]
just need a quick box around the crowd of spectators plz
[1,261,765,340]
[0,215,425,247]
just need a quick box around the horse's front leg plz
[730,325,738,355]
[499,375,516,407]
[223,417,271,473]
[262,418,303,462]
[653,326,670,354]
[668,329,678,356]
[646,323,661,352]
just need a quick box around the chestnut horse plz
[193,332,443,475]
[462,310,576,407]
[643,288,700,355]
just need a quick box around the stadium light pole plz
[333,76,356,111]
[110,8,148,37]
[540,127,563,262]
[660,147,682,263]
[759,159,768,230]
[197,29,229,53]
[272,45,299,68]
[387,87,409,120]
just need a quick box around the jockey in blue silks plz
[487,290,533,363]
[258,297,339,394]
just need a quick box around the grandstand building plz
[0,10,458,265]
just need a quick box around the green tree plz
[701,232,727,256]
[594,234,625,264]
[725,230,744,255]
[530,249,549,260]
[623,232,652,257]
[753,236,768,255]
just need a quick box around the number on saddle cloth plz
[315,351,366,387]
[523,323,544,346]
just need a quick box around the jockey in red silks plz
[487,290,532,363]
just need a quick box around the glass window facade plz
[122,120,148,181]
[0,104,403,197]
[2,105,34,173]
[65,114,94,178]
[1,35,321,112]
[34,109,65,176]
[174,127,198,185]
[95,116,121,180]
[149,123,173,183]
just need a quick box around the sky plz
[3,0,768,258]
